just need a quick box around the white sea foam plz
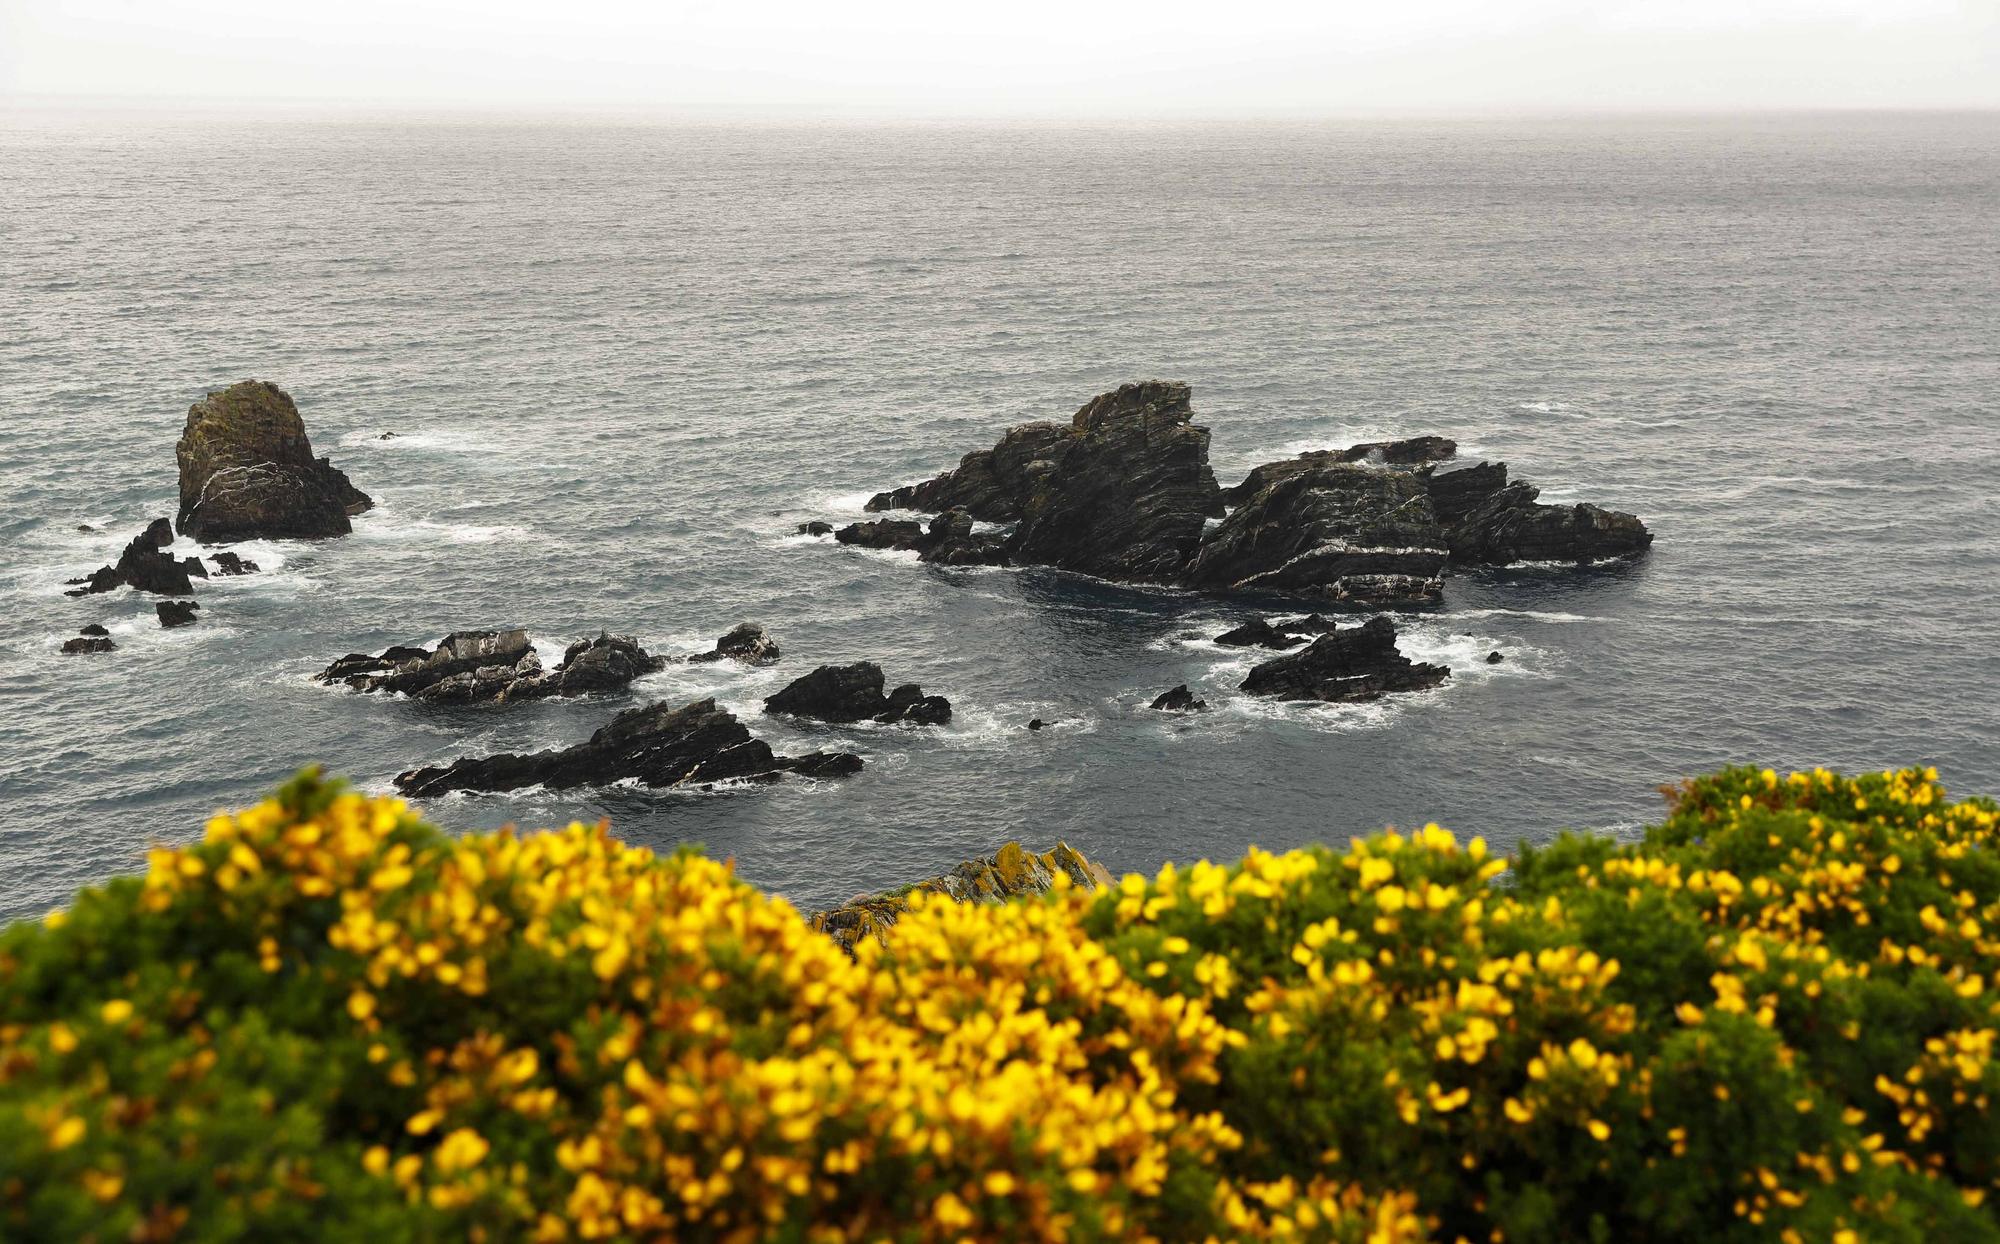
[337,428,495,453]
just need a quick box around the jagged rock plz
[1187,465,1449,605]
[1220,435,1459,505]
[182,556,208,580]
[835,518,927,550]
[317,630,663,702]
[866,422,1074,520]
[1240,616,1449,703]
[208,552,259,576]
[1487,651,1504,664]
[394,697,862,796]
[140,517,175,549]
[1271,612,1342,635]
[764,662,951,725]
[916,508,1010,566]
[1421,462,1652,564]
[808,841,1112,952]
[61,631,116,654]
[688,622,780,665]
[797,521,834,537]
[63,566,123,597]
[1150,684,1207,712]
[66,519,196,597]
[176,380,371,542]
[1212,618,1306,649]
[1026,718,1050,731]
[156,600,199,628]
[861,382,1221,582]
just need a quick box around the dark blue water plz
[3,110,1996,923]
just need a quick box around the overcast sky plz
[3,0,1996,115]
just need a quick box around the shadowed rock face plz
[764,662,951,725]
[1187,465,1450,604]
[866,422,1072,520]
[176,381,371,542]
[317,630,663,702]
[1239,616,1450,703]
[393,697,862,796]
[1421,462,1653,564]
[1219,435,1459,505]
[809,841,1112,953]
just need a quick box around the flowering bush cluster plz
[1,765,1996,1242]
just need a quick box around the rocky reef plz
[317,630,663,703]
[764,663,952,725]
[393,697,862,796]
[808,840,1112,952]
[176,381,371,542]
[1240,616,1450,703]
[60,625,115,655]
[825,383,1648,607]
[1149,684,1207,712]
[65,518,197,597]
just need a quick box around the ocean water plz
[2,110,1996,924]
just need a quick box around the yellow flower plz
[99,999,133,1025]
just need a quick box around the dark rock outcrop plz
[835,518,927,550]
[1420,462,1653,565]
[809,840,1112,953]
[176,381,371,542]
[61,629,116,654]
[317,630,663,702]
[1272,612,1342,635]
[80,624,110,637]
[394,697,862,797]
[1239,616,1449,703]
[1220,436,1458,505]
[688,622,781,665]
[833,510,1008,566]
[1487,651,1505,664]
[156,600,199,628]
[1186,464,1449,604]
[1212,618,1307,649]
[764,662,952,725]
[866,422,1074,520]
[66,519,196,597]
[209,552,259,576]
[1150,684,1207,712]
[797,521,834,537]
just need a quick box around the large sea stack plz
[176,381,372,542]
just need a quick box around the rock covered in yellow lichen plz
[808,839,1114,951]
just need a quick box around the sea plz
[2,109,1996,924]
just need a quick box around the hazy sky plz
[3,0,1996,115]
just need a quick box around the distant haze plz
[2,0,1997,115]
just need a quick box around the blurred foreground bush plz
[3,765,1997,1242]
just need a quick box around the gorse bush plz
[1,767,1996,1242]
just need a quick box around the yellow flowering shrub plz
[1,765,1997,1242]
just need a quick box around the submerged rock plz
[156,600,200,628]
[317,630,663,702]
[1187,464,1449,605]
[808,840,1112,952]
[797,521,834,537]
[1240,616,1449,703]
[764,662,952,725]
[1212,617,1307,649]
[394,697,862,796]
[1219,435,1459,505]
[176,380,371,542]
[688,622,781,665]
[1487,650,1505,664]
[209,551,260,576]
[1149,684,1208,712]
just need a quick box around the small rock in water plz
[209,551,260,576]
[1150,684,1207,713]
[764,662,951,725]
[688,622,780,665]
[1240,616,1449,703]
[376,431,398,440]
[317,629,664,702]
[1026,717,1049,731]
[80,624,110,637]
[61,629,116,654]
[1212,617,1306,649]
[797,521,834,537]
[1486,650,1504,664]
[157,600,200,628]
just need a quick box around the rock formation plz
[1150,684,1207,712]
[65,519,195,597]
[808,841,1112,952]
[833,510,1008,566]
[317,630,663,702]
[60,626,115,655]
[1212,617,1308,649]
[1239,616,1449,703]
[209,552,259,576]
[866,422,1073,520]
[1421,462,1653,565]
[176,381,371,542]
[1219,435,1458,505]
[156,601,199,628]
[688,622,781,665]
[764,662,952,725]
[393,697,862,797]
[1187,465,1450,604]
